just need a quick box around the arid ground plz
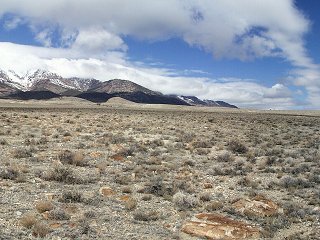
[0,98,319,239]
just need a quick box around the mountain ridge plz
[0,69,237,108]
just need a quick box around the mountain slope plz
[177,95,238,108]
[0,82,17,97]
[0,69,237,108]
[6,90,61,100]
[89,79,158,95]
[0,69,101,94]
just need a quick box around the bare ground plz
[0,99,319,239]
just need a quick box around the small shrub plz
[227,140,248,154]
[12,148,33,158]
[141,195,152,201]
[48,208,70,220]
[58,150,86,166]
[43,165,83,184]
[192,140,212,149]
[124,198,137,211]
[0,166,20,180]
[133,210,159,221]
[60,191,83,203]
[84,211,96,219]
[199,192,212,202]
[279,176,312,189]
[205,201,223,211]
[122,186,132,194]
[35,200,53,213]
[114,175,131,185]
[172,192,199,211]
[145,177,175,197]
[216,152,234,162]
[20,213,37,229]
[0,139,8,145]
[32,222,50,238]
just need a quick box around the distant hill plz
[0,69,237,108]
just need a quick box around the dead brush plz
[42,165,83,184]
[35,200,53,213]
[32,222,50,238]
[58,150,86,166]
[227,139,248,154]
[20,213,37,229]
[0,165,21,180]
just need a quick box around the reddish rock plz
[49,223,61,229]
[232,195,282,217]
[181,213,261,240]
[99,187,115,197]
[119,195,130,202]
[111,154,124,161]
[90,151,103,158]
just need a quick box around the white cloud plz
[3,16,22,30]
[0,0,309,60]
[0,42,297,109]
[72,27,127,54]
[0,0,319,108]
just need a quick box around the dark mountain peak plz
[90,79,158,95]
[0,69,238,108]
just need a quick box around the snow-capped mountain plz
[177,95,238,108]
[0,69,237,108]
[0,69,100,94]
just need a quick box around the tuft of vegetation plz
[172,192,199,211]
[227,140,248,154]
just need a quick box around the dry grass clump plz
[47,208,70,220]
[20,213,37,229]
[172,192,199,211]
[32,222,50,238]
[59,190,83,203]
[205,201,223,211]
[279,176,312,189]
[144,177,176,197]
[0,166,20,180]
[58,150,86,166]
[133,210,159,221]
[216,151,234,162]
[124,197,137,211]
[227,139,248,154]
[35,200,53,213]
[0,138,8,145]
[42,165,83,184]
[12,148,33,158]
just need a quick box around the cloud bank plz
[0,0,319,109]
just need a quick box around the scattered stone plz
[232,195,283,217]
[16,211,22,216]
[203,182,213,189]
[99,187,115,197]
[111,154,124,161]
[119,195,130,202]
[45,193,56,201]
[49,222,62,229]
[180,213,261,240]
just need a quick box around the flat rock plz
[180,213,261,240]
[99,187,115,197]
[232,195,282,217]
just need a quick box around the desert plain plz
[0,98,319,239]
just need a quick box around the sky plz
[0,0,319,109]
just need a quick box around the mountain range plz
[0,69,237,108]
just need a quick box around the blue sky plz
[0,0,319,109]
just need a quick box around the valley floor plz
[0,100,319,239]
